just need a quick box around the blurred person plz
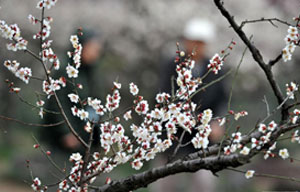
[40,29,104,153]
[7,29,105,191]
[153,18,227,192]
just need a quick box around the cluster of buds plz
[4,60,32,84]
[282,26,298,62]
[0,20,28,51]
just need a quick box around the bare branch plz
[240,18,293,29]
[0,114,64,127]
[213,0,288,121]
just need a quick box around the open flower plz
[66,64,78,78]
[279,148,289,160]
[245,170,255,179]
[69,152,82,162]
[129,82,139,96]
[68,93,79,103]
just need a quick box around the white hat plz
[183,18,216,42]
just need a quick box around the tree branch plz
[213,0,288,121]
[0,114,65,127]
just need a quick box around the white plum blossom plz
[123,110,132,121]
[282,26,298,62]
[70,35,79,45]
[0,21,28,51]
[245,170,255,179]
[105,89,121,112]
[37,0,58,9]
[291,130,300,143]
[192,133,209,149]
[31,177,43,192]
[129,82,139,96]
[59,180,69,191]
[131,159,143,170]
[201,109,213,125]
[114,82,122,89]
[42,78,61,98]
[267,121,277,132]
[207,53,223,74]
[4,60,32,84]
[279,148,289,160]
[78,109,89,120]
[258,123,267,133]
[286,82,298,99]
[69,152,82,162]
[135,100,149,115]
[84,121,92,133]
[66,64,78,78]
[240,146,250,155]
[68,93,79,103]
[232,132,242,143]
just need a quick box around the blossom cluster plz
[4,60,32,84]
[191,109,213,149]
[282,26,298,62]
[32,16,53,41]
[252,121,277,150]
[291,109,300,125]
[31,177,46,192]
[105,86,121,112]
[37,0,58,10]
[66,35,82,78]
[175,58,202,99]
[42,77,64,98]
[207,53,224,74]
[57,153,88,192]
[286,81,298,99]
[0,20,28,51]
[42,47,60,70]
[6,0,300,189]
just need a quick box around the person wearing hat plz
[155,18,227,192]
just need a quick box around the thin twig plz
[240,18,292,29]
[0,114,65,127]
[227,167,300,183]
[227,42,249,111]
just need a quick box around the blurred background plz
[0,0,300,191]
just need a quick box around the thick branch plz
[95,121,299,192]
[96,153,249,192]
